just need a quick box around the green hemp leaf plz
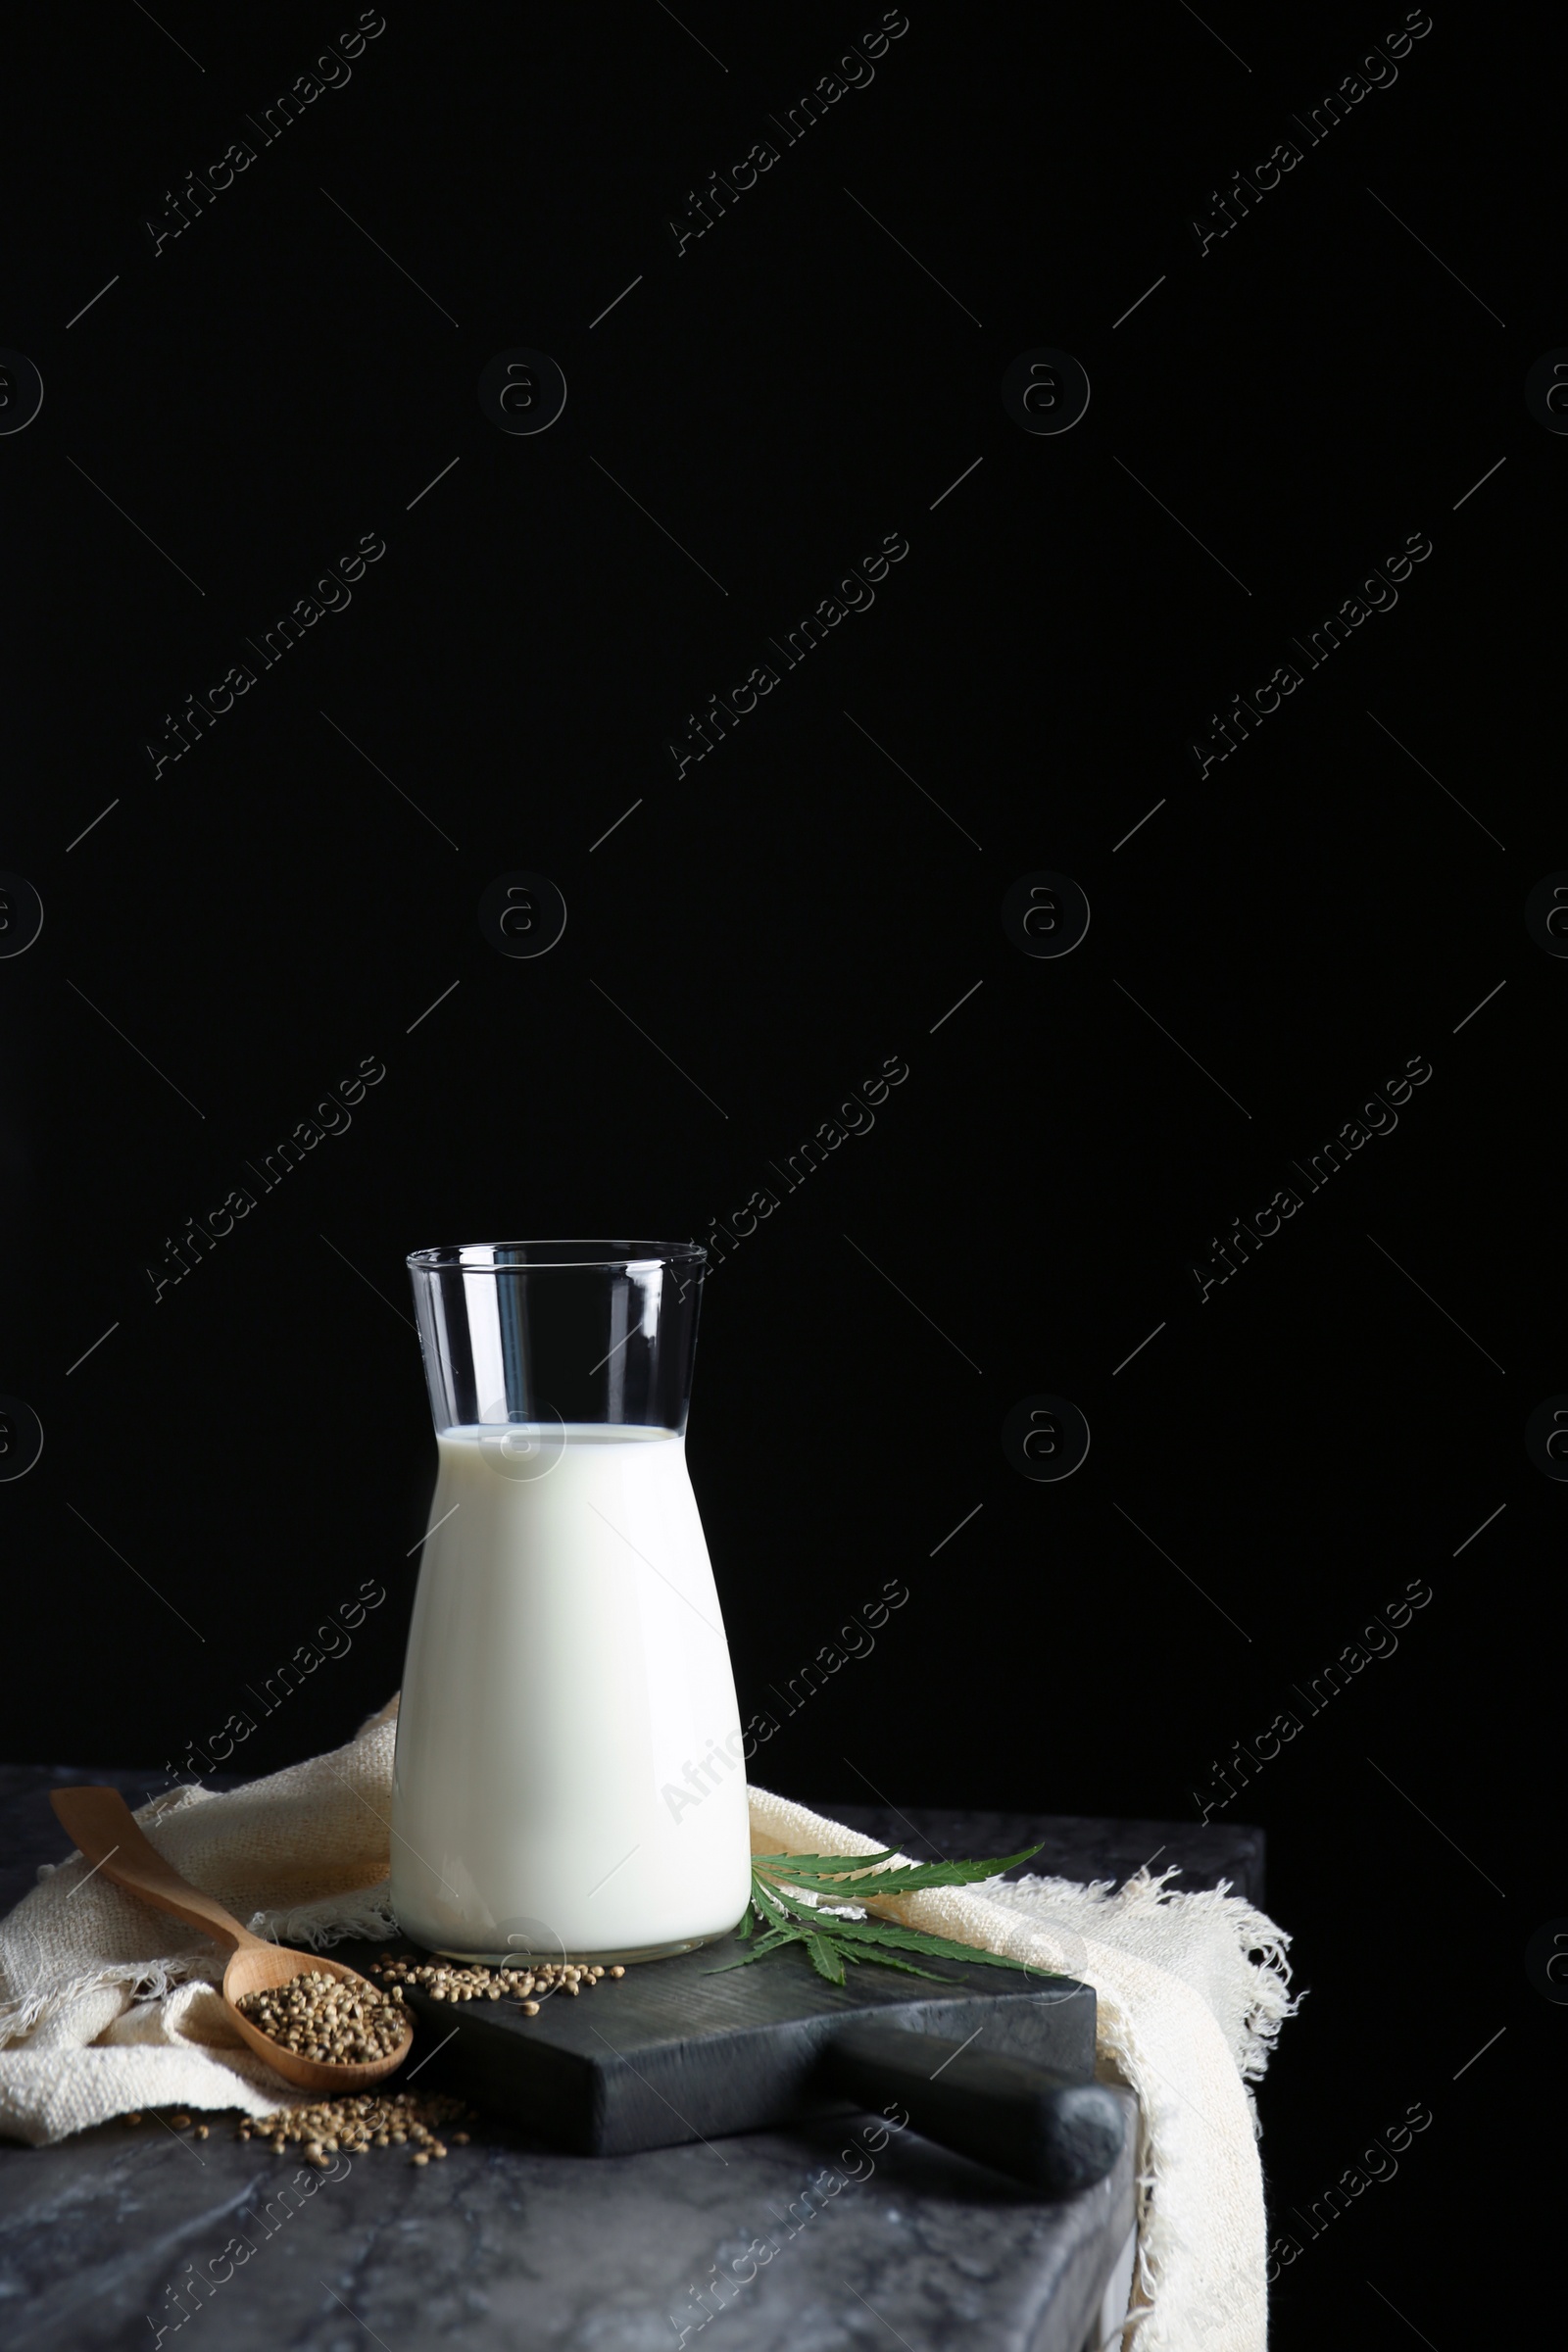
[707,1845,1052,1986]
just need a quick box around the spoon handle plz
[50,1786,266,1955]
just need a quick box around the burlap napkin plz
[0,1699,1295,2351]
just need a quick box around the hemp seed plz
[367,1948,628,2016]
[235,1970,406,2065]
[236,2088,472,2162]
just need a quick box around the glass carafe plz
[392,1242,752,1964]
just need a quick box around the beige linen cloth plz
[0,1699,1295,2350]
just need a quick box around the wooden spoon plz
[50,1785,413,2093]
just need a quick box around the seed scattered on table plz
[235,1970,406,2064]
[237,2088,472,2163]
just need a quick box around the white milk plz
[391,1426,753,1961]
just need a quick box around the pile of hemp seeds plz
[236,2090,472,2165]
[234,1969,406,2063]
[367,1949,625,2012]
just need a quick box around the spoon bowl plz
[51,1786,413,2093]
[220,1942,414,2092]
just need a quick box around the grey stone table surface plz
[0,1768,1263,2352]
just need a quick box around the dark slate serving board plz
[337,1925,1095,2157]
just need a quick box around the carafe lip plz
[407,1240,708,1273]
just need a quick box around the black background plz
[0,2,1549,2338]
